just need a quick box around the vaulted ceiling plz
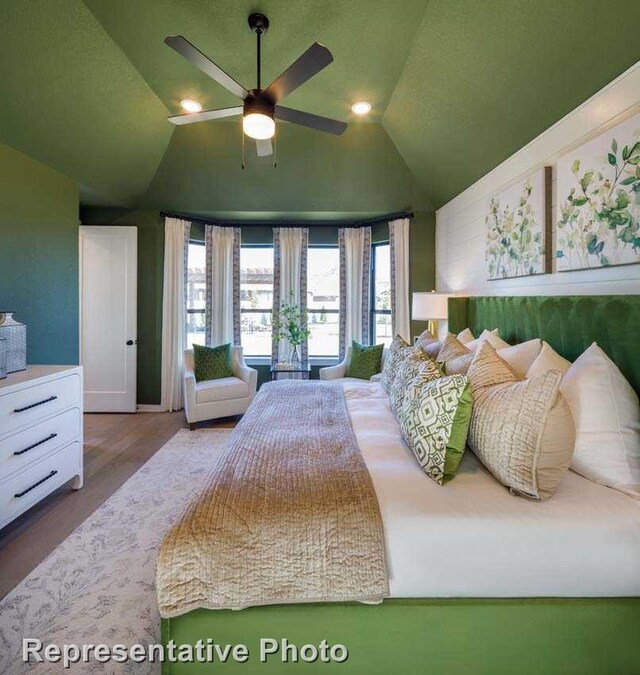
[0,0,638,212]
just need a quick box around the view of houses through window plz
[186,239,390,358]
[186,242,206,348]
[371,243,392,347]
[240,246,274,357]
[307,247,339,357]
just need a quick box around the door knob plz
[126,340,136,346]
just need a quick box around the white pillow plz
[466,329,509,352]
[456,328,475,344]
[526,341,571,378]
[497,339,542,378]
[561,343,640,495]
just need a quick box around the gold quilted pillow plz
[467,343,575,500]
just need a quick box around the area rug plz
[0,428,232,674]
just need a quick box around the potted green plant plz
[272,295,310,367]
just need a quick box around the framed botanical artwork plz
[556,112,640,271]
[485,166,551,280]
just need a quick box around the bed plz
[160,295,640,675]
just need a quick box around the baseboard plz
[136,404,167,413]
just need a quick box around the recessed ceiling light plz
[351,101,372,115]
[180,98,203,113]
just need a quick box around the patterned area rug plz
[0,429,231,674]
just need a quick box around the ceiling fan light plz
[180,98,203,113]
[243,112,275,140]
[351,101,372,115]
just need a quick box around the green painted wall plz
[0,142,80,365]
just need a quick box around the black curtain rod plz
[159,210,414,229]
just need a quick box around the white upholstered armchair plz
[183,346,258,428]
[319,347,388,384]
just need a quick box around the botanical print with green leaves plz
[557,120,640,270]
[485,178,545,279]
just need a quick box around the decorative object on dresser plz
[0,365,83,530]
[0,338,6,379]
[412,291,450,339]
[556,111,640,271]
[0,312,27,374]
[485,166,552,279]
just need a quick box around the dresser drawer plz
[0,441,82,528]
[0,373,81,436]
[0,408,81,481]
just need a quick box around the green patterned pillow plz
[399,368,473,485]
[193,343,233,382]
[345,341,384,380]
[391,347,442,416]
[381,335,411,393]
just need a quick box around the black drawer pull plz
[13,396,58,413]
[14,433,58,456]
[14,470,58,498]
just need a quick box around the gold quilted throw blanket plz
[156,380,389,617]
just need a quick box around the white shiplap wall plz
[436,61,640,297]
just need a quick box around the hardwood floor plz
[0,411,237,599]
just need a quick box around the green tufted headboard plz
[448,295,640,396]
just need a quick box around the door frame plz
[79,225,138,412]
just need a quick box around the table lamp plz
[412,292,449,338]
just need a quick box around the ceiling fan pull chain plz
[241,122,246,170]
[273,130,277,169]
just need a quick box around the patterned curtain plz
[205,226,241,346]
[389,218,411,342]
[338,226,371,359]
[271,227,308,366]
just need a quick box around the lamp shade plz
[412,292,450,321]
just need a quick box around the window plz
[371,243,392,348]
[240,245,274,356]
[307,246,340,358]
[186,242,206,348]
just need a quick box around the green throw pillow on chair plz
[345,341,384,380]
[193,343,233,382]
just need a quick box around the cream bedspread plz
[156,380,389,617]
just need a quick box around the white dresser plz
[0,366,83,530]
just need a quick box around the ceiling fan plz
[165,13,347,158]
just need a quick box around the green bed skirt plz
[161,598,640,674]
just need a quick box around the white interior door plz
[80,226,137,412]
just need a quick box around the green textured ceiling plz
[0,0,171,207]
[83,0,429,123]
[142,122,430,215]
[383,0,640,208]
[0,0,638,212]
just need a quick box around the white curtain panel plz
[389,217,411,342]
[205,226,239,347]
[338,226,371,358]
[272,227,308,364]
[160,217,191,412]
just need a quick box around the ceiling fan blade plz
[167,106,243,126]
[255,139,273,157]
[275,106,347,136]
[263,43,333,102]
[164,35,248,100]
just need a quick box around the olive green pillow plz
[345,341,384,380]
[193,343,233,382]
